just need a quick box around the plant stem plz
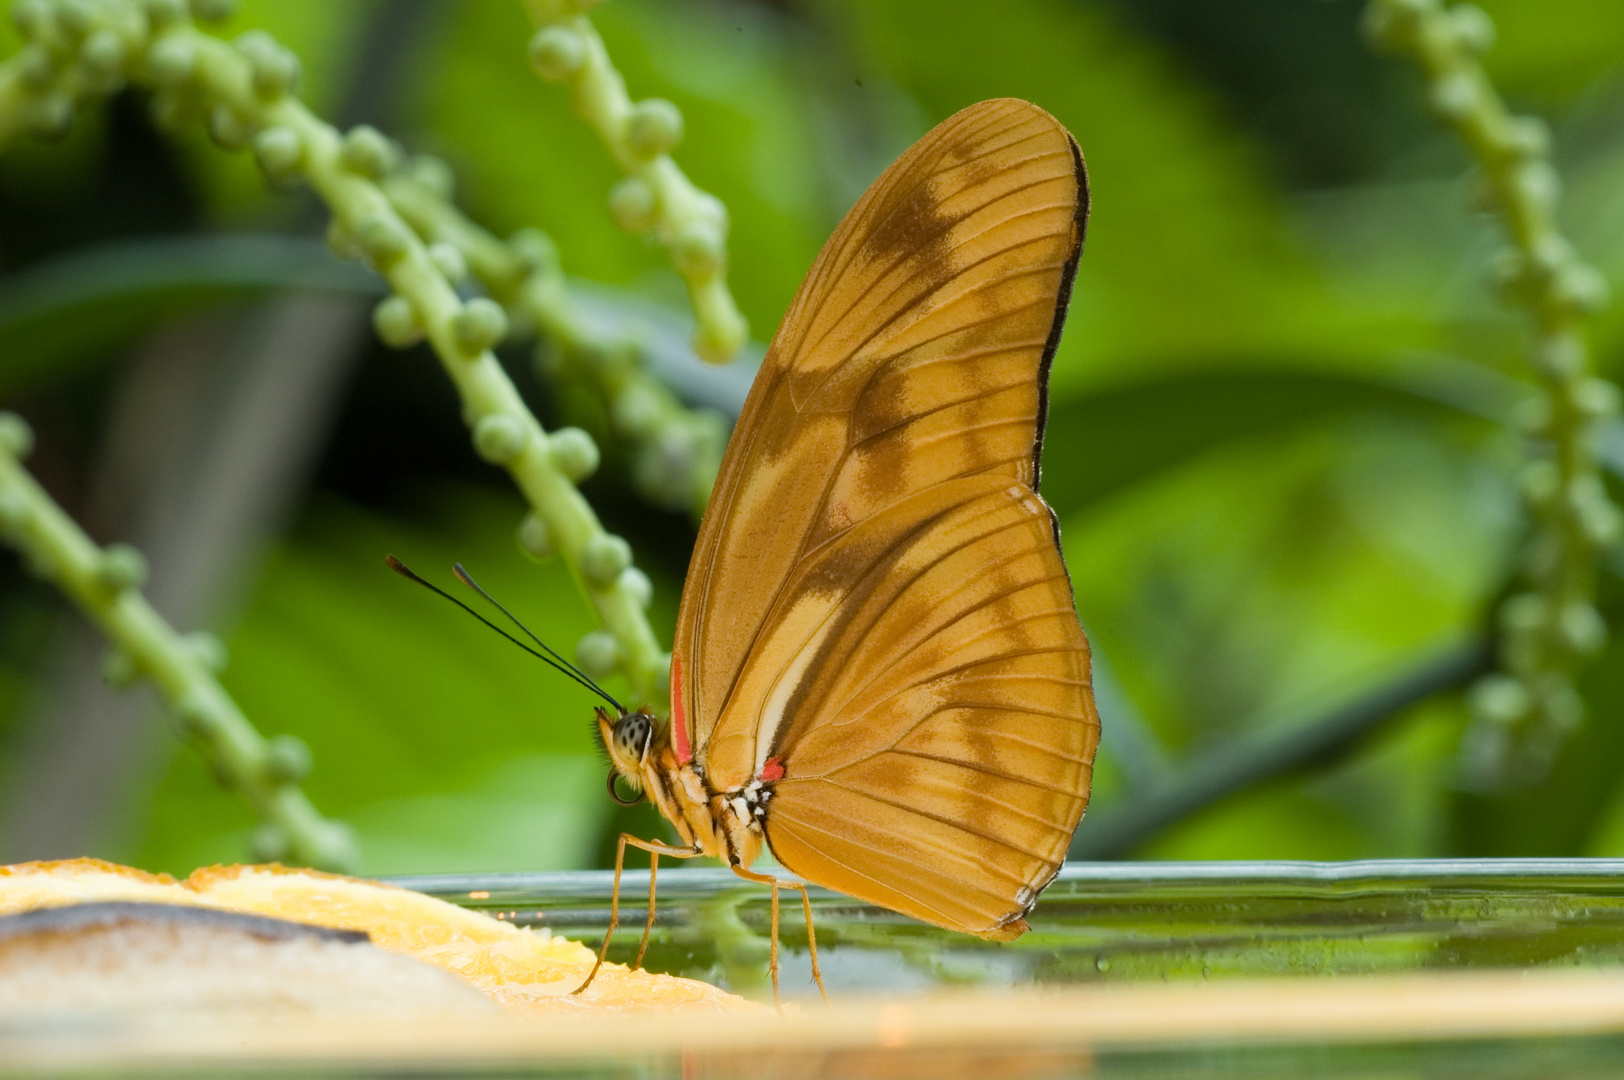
[522,0,747,363]
[383,171,725,521]
[0,414,355,871]
[1072,641,1492,859]
[1366,0,1622,784]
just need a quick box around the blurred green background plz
[0,0,1620,876]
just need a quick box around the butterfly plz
[588,98,1099,999]
[391,97,1097,1002]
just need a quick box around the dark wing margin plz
[1030,130,1090,493]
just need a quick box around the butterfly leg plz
[573,833,700,996]
[730,866,831,1006]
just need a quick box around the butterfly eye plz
[613,712,653,763]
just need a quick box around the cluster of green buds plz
[1365,0,1621,783]
[382,165,728,521]
[0,412,356,871]
[0,0,750,850]
[524,0,747,364]
[0,0,235,144]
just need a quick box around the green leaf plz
[1040,360,1519,517]
[0,235,376,396]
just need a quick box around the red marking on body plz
[759,757,785,783]
[670,652,692,764]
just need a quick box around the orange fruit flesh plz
[0,858,751,1016]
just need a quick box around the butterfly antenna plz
[450,562,617,700]
[384,556,624,713]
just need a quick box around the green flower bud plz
[19,47,56,90]
[575,631,620,680]
[1570,475,1624,547]
[1469,673,1530,726]
[403,155,454,199]
[582,533,631,587]
[1572,378,1622,419]
[57,0,96,36]
[427,242,467,283]
[207,103,249,150]
[1580,499,1624,547]
[672,221,725,279]
[1531,332,1583,379]
[146,33,196,87]
[340,124,399,179]
[472,413,528,464]
[0,413,36,458]
[355,214,411,265]
[612,382,663,439]
[249,823,291,863]
[1539,677,1586,734]
[9,0,49,40]
[174,691,213,736]
[1449,4,1495,54]
[1526,234,1574,278]
[190,0,238,22]
[608,176,657,232]
[304,821,360,873]
[186,630,228,673]
[1361,3,1412,49]
[693,310,747,364]
[97,544,148,592]
[516,512,555,561]
[451,298,508,354]
[25,94,75,141]
[1501,116,1550,159]
[1428,72,1478,122]
[1552,263,1610,315]
[100,648,139,688]
[252,125,302,180]
[1518,460,1560,507]
[372,294,421,348]
[509,228,558,275]
[263,734,312,784]
[1499,592,1548,639]
[237,32,299,101]
[1513,161,1560,215]
[1559,602,1607,655]
[625,98,684,158]
[143,0,188,28]
[80,29,126,78]
[549,427,599,482]
[620,566,653,609]
[529,25,585,81]
[325,219,361,261]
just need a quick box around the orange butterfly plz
[589,98,1099,1000]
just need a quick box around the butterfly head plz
[597,705,659,804]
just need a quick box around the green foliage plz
[0,0,1621,878]
[134,484,667,876]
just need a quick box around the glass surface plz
[354,859,1624,1078]
[387,858,1624,1000]
[12,860,1624,1078]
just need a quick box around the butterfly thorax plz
[640,740,769,871]
[597,705,769,870]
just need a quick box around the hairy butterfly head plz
[596,706,656,791]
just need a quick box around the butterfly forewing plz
[674,99,1097,938]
